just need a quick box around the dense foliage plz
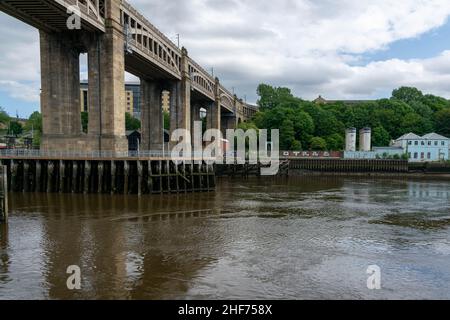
[125,112,141,131]
[251,85,450,151]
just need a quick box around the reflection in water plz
[0,177,450,299]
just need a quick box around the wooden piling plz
[0,165,8,223]
[0,158,215,195]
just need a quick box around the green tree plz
[292,110,314,148]
[325,133,344,150]
[422,94,450,112]
[372,126,391,147]
[237,121,259,132]
[163,111,170,131]
[32,132,41,148]
[310,137,327,151]
[8,120,23,135]
[435,108,450,136]
[280,119,296,150]
[81,112,88,133]
[25,111,43,133]
[392,87,423,104]
[0,107,10,124]
[256,84,295,110]
[291,140,302,151]
[125,113,141,131]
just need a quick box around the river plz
[1,176,449,299]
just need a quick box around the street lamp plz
[200,108,207,119]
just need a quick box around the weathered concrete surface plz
[141,79,163,151]
[208,78,222,132]
[40,0,127,152]
[0,165,7,223]
[40,31,82,151]
[92,0,127,152]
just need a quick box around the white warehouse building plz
[392,133,449,162]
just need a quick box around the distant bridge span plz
[0,0,258,152]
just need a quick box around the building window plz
[427,152,431,159]
[421,141,425,146]
[435,141,438,146]
[442,141,445,146]
[421,152,425,159]
[408,152,412,159]
[415,141,418,146]
[414,153,418,159]
[408,141,412,145]
[428,141,431,146]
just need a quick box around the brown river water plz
[0,176,450,300]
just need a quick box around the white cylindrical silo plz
[359,127,372,152]
[345,128,357,152]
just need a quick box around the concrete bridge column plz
[180,48,192,133]
[140,79,163,151]
[207,77,221,132]
[91,0,127,152]
[191,103,201,131]
[169,81,181,140]
[191,103,203,154]
[169,48,192,148]
[40,31,82,151]
[221,113,238,135]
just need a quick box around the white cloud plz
[0,80,40,102]
[2,0,450,108]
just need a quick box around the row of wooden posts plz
[1,159,215,196]
[0,165,7,223]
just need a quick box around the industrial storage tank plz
[345,128,357,152]
[359,128,372,152]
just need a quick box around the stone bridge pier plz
[40,0,127,153]
[139,48,193,152]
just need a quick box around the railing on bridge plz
[0,149,278,164]
[188,59,216,101]
[0,149,212,160]
[63,0,106,31]
[121,1,182,79]
[218,86,236,113]
[74,0,105,20]
[119,1,246,111]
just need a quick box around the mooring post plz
[147,160,153,194]
[0,165,8,223]
[97,161,104,194]
[72,161,78,193]
[11,160,18,193]
[23,161,30,193]
[123,161,129,195]
[47,161,54,193]
[84,161,91,194]
[111,161,116,195]
[137,161,143,196]
[35,161,41,193]
[59,160,65,193]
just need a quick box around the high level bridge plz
[0,0,258,153]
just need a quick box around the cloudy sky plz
[2,0,450,117]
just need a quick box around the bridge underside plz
[125,53,180,81]
[0,0,104,32]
